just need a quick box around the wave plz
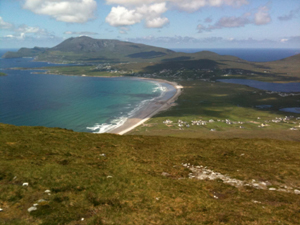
[86,116,128,133]
[86,81,167,133]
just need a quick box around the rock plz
[265,181,272,186]
[294,189,300,195]
[107,176,112,178]
[22,182,29,186]
[45,190,51,193]
[252,200,261,204]
[269,188,276,191]
[33,203,38,207]
[28,206,37,213]
[38,199,46,203]
[0,208,3,212]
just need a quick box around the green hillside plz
[1,123,300,224]
[2,36,175,63]
[3,47,48,59]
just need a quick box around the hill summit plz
[3,36,175,63]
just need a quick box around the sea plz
[1,48,299,132]
[0,49,165,133]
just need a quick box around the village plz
[162,115,300,131]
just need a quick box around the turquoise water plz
[0,51,163,133]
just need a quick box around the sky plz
[0,0,299,49]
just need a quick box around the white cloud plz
[197,5,271,32]
[125,35,290,48]
[23,0,97,23]
[215,14,250,27]
[16,25,47,34]
[204,17,213,23]
[0,17,14,29]
[105,0,249,28]
[146,17,169,28]
[106,0,249,12]
[106,2,169,28]
[278,7,300,21]
[5,34,14,38]
[64,31,99,35]
[119,26,130,34]
[197,13,251,32]
[0,17,47,36]
[106,0,161,4]
[105,6,143,26]
[254,6,271,25]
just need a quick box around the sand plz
[109,78,182,135]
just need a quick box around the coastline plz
[108,78,183,135]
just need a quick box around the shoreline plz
[4,63,182,134]
[108,78,183,135]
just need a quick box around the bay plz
[0,50,163,133]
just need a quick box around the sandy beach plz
[109,78,182,135]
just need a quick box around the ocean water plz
[1,48,299,132]
[0,49,164,133]
[172,48,300,62]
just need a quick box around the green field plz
[2,41,300,224]
[1,124,300,224]
[40,65,124,77]
[130,79,300,141]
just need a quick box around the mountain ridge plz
[2,36,299,66]
[3,36,175,63]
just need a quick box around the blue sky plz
[0,0,299,49]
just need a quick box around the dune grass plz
[1,123,300,224]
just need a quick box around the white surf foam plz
[86,116,128,133]
[86,80,168,134]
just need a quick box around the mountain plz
[3,47,48,58]
[2,36,175,63]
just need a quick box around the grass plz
[0,72,7,76]
[130,79,300,141]
[2,49,300,224]
[38,65,124,77]
[1,123,300,224]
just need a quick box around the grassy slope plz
[39,65,121,77]
[115,52,300,82]
[1,123,300,224]
[130,79,300,141]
